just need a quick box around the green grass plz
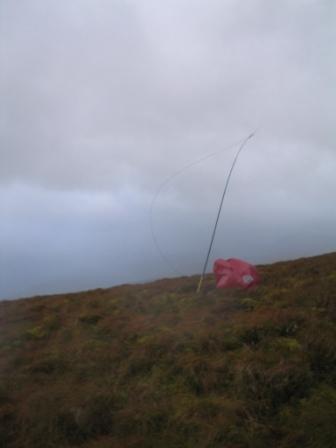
[1,252,336,447]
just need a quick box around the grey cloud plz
[1,0,335,298]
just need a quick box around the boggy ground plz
[1,252,336,448]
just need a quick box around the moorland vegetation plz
[1,253,336,447]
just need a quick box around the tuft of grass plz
[24,316,61,340]
[278,385,336,448]
[78,314,103,325]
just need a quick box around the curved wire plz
[196,131,256,293]
[149,135,253,276]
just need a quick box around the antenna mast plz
[196,132,256,294]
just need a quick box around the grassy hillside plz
[1,253,336,448]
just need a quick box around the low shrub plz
[279,385,336,448]
[78,314,103,325]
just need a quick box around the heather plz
[1,253,336,447]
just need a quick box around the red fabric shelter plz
[213,258,260,289]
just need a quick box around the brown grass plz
[1,252,336,447]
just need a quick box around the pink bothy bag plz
[213,258,260,289]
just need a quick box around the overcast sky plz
[1,0,335,299]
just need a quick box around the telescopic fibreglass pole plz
[196,132,256,294]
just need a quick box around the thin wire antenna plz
[196,131,256,294]
[149,137,247,276]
